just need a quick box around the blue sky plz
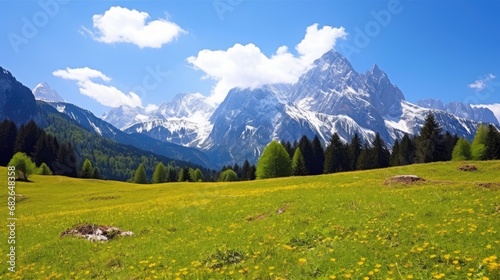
[1,0,499,117]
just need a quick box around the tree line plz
[254,113,500,179]
[1,120,77,180]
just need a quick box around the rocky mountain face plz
[103,50,495,167]
[32,82,65,103]
[417,98,499,125]
[0,67,41,124]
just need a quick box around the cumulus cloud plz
[84,6,185,48]
[53,67,143,108]
[187,23,347,103]
[469,74,496,91]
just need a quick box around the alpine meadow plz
[1,161,499,279]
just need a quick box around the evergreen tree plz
[33,134,59,167]
[390,139,402,166]
[166,165,178,182]
[80,159,94,178]
[232,163,241,179]
[55,142,77,177]
[281,140,295,159]
[152,162,167,183]
[356,144,372,170]
[348,133,362,171]
[441,132,458,161]
[471,124,489,160]
[8,152,37,180]
[298,136,314,175]
[484,124,500,160]
[451,138,472,161]
[256,140,292,179]
[218,169,239,181]
[0,120,18,166]
[415,113,443,163]
[92,166,101,179]
[14,120,43,156]
[291,148,308,176]
[311,135,325,175]
[324,133,349,173]
[241,159,253,180]
[178,166,191,182]
[133,163,148,184]
[37,162,53,175]
[399,134,415,165]
[371,133,390,169]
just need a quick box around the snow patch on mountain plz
[32,82,65,103]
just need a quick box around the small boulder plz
[385,175,425,185]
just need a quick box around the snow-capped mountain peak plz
[32,82,65,103]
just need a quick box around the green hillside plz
[1,161,499,279]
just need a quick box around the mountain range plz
[3,50,498,169]
[97,50,498,166]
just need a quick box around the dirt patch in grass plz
[385,175,425,185]
[247,214,267,222]
[477,182,500,191]
[85,196,119,201]
[458,164,477,171]
[60,223,133,242]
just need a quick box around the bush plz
[219,169,239,182]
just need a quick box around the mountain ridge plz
[100,50,497,166]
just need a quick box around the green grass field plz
[1,161,499,279]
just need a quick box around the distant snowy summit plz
[32,82,65,103]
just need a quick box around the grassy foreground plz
[0,161,499,279]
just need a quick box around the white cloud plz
[187,23,347,103]
[469,74,496,91]
[145,104,159,113]
[53,67,143,108]
[85,6,185,48]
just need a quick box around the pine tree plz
[371,133,390,169]
[37,162,53,175]
[92,166,101,179]
[281,140,295,159]
[348,133,362,171]
[415,113,443,163]
[356,144,372,170]
[311,136,325,175]
[324,133,349,173]
[178,166,191,182]
[390,139,402,166]
[471,124,489,160]
[451,138,471,161]
[291,148,308,176]
[241,159,252,180]
[399,134,415,165]
[14,120,43,156]
[133,163,148,184]
[484,124,500,160]
[0,120,18,166]
[298,136,314,175]
[80,159,93,178]
[256,140,292,179]
[152,162,167,183]
[166,165,178,182]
